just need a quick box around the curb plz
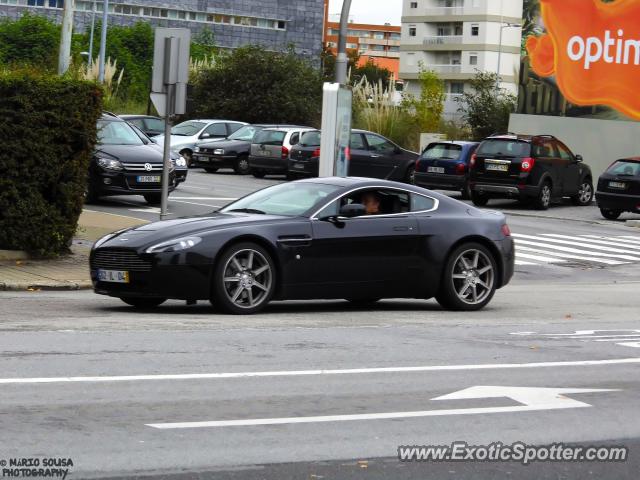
[0,281,93,292]
[628,220,640,228]
[0,250,30,261]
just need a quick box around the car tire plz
[234,155,251,175]
[251,170,266,179]
[85,183,99,204]
[211,242,276,315]
[144,193,162,205]
[180,150,193,167]
[405,165,416,184]
[461,181,472,200]
[120,297,166,308]
[601,208,622,220]
[470,191,489,207]
[534,181,552,210]
[571,179,594,206]
[436,242,498,312]
[204,167,219,173]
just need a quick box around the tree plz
[458,71,517,140]
[191,45,323,125]
[321,46,360,82]
[0,13,60,70]
[402,68,445,133]
[352,59,392,90]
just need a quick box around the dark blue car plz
[413,141,479,199]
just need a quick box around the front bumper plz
[414,172,466,191]
[91,169,177,196]
[192,153,237,169]
[596,191,640,212]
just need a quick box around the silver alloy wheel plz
[451,249,495,305]
[540,184,551,207]
[222,249,273,309]
[578,182,593,203]
[237,157,249,173]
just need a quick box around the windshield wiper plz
[228,208,267,215]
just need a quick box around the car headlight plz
[214,149,224,155]
[97,157,123,171]
[145,236,202,254]
[194,146,201,153]
[176,156,187,167]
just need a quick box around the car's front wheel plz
[211,242,276,314]
[234,155,251,175]
[471,191,489,207]
[601,208,622,220]
[251,170,266,179]
[144,193,162,205]
[571,180,594,206]
[120,297,166,308]
[436,243,497,311]
[204,167,219,173]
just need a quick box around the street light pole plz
[57,0,75,75]
[495,23,521,91]
[98,0,109,83]
[88,0,96,65]
[334,0,353,85]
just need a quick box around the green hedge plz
[0,72,102,257]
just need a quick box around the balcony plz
[423,35,463,45]
[423,6,466,16]
[427,64,462,74]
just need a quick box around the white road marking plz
[147,386,617,429]
[544,234,640,251]
[515,260,537,266]
[514,239,640,261]
[169,200,223,208]
[516,246,625,265]
[1,358,639,385]
[514,234,640,256]
[616,342,640,348]
[516,252,567,263]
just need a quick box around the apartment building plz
[400,0,523,118]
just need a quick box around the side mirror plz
[340,203,366,218]
[200,133,211,139]
[394,146,403,154]
[575,154,583,163]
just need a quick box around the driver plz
[361,192,381,215]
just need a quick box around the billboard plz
[519,0,639,122]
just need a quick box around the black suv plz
[87,113,176,205]
[469,134,594,210]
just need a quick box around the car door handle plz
[370,154,382,158]
[393,226,409,232]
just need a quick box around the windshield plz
[171,121,206,136]
[477,140,531,157]
[221,182,341,217]
[228,125,262,141]
[422,143,462,160]
[97,120,144,146]
[607,160,640,176]
[300,131,321,147]
[254,130,286,146]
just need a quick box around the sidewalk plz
[0,210,147,291]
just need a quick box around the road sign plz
[146,386,617,429]
[319,83,353,178]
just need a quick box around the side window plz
[290,132,300,146]
[145,118,164,131]
[203,123,227,137]
[227,123,244,134]
[129,119,145,129]
[341,189,410,216]
[532,140,554,158]
[555,141,574,161]
[350,133,366,150]
[411,193,436,212]
[365,134,395,153]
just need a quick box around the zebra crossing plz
[513,234,640,268]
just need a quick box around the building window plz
[469,53,478,65]
[471,24,479,36]
[410,2,418,8]
[450,82,464,94]
[409,27,416,37]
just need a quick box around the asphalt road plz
[2,169,640,479]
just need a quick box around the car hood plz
[153,135,202,148]
[99,212,295,249]
[198,139,249,150]
[96,144,164,163]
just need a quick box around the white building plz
[400,0,523,120]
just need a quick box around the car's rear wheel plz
[436,243,497,311]
[405,165,416,184]
[534,181,552,210]
[144,193,162,205]
[571,179,594,206]
[251,170,266,179]
[234,155,250,175]
[120,297,166,308]
[471,191,489,207]
[211,242,276,314]
[85,183,99,204]
[204,167,219,173]
[601,208,622,220]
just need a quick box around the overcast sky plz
[328,0,402,26]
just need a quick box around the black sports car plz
[90,178,515,314]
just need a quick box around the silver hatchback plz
[249,127,314,178]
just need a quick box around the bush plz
[0,13,60,70]
[0,72,102,256]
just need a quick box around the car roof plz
[427,140,479,146]
[260,126,315,132]
[119,114,160,120]
[619,157,640,162]
[100,112,124,121]
[251,124,308,128]
[485,134,559,143]
[297,176,418,189]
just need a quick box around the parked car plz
[413,141,480,198]
[469,134,594,210]
[249,127,314,178]
[193,124,305,175]
[128,122,188,185]
[596,157,640,219]
[87,113,176,205]
[90,177,514,314]
[154,119,247,167]
[120,115,164,137]
[287,129,419,183]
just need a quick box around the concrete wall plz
[509,114,640,179]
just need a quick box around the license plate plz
[428,166,445,174]
[293,163,305,169]
[97,269,129,283]
[136,175,161,183]
[609,181,627,189]
[259,150,271,156]
[486,163,509,172]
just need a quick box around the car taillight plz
[455,163,466,175]
[281,146,289,159]
[501,224,511,237]
[313,148,321,158]
[521,157,535,173]
[470,153,477,168]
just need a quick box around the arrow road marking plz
[146,386,618,429]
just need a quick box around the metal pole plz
[57,0,75,75]
[160,84,174,220]
[334,0,353,85]
[98,0,109,83]
[496,24,504,91]
[88,0,96,65]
